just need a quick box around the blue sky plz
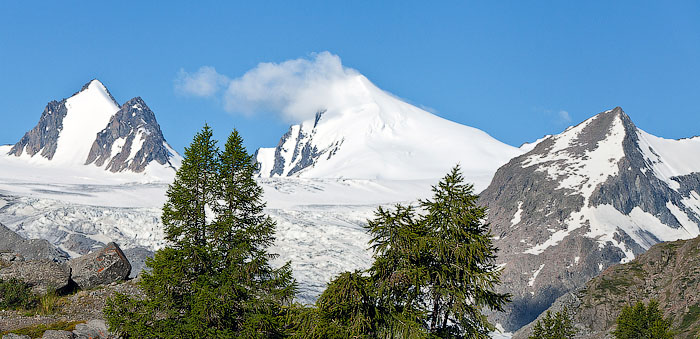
[1,2,699,154]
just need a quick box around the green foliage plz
[104,126,296,338]
[299,165,509,338]
[529,308,577,339]
[679,304,700,332]
[612,300,673,339]
[1,320,83,337]
[37,288,60,315]
[0,278,37,310]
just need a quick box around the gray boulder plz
[0,260,70,294]
[2,334,30,339]
[69,242,131,290]
[0,223,68,262]
[63,234,105,256]
[122,246,154,278]
[72,319,112,339]
[41,330,74,339]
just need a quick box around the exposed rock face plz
[0,260,71,294]
[63,234,105,256]
[0,223,68,262]
[85,97,176,173]
[8,99,69,159]
[69,242,131,290]
[480,107,700,331]
[514,236,700,339]
[122,246,154,278]
[265,110,332,177]
[2,334,30,339]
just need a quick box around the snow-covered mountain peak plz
[75,79,119,106]
[256,75,523,188]
[85,96,180,173]
[4,80,180,183]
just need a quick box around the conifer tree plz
[418,165,510,337]
[305,165,509,338]
[213,129,296,336]
[529,308,577,339]
[613,300,673,339]
[104,126,295,338]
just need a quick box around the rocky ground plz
[1,225,139,338]
[1,279,142,338]
[514,235,700,338]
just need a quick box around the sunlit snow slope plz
[256,74,522,188]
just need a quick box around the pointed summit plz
[479,107,700,331]
[75,79,119,106]
[6,80,180,178]
[9,79,120,162]
[85,96,178,173]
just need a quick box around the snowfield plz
[0,156,439,303]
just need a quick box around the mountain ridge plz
[480,107,700,331]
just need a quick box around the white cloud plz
[223,51,364,121]
[175,66,229,97]
[176,52,369,122]
[559,110,572,123]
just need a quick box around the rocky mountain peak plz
[85,96,176,173]
[8,79,120,161]
[480,107,700,331]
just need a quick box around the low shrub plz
[0,278,37,310]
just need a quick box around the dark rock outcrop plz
[0,260,71,294]
[2,334,30,339]
[40,330,74,339]
[72,319,113,339]
[85,97,176,173]
[8,100,68,159]
[258,109,344,177]
[68,242,131,290]
[0,223,68,262]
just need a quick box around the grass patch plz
[1,320,84,338]
[596,275,632,294]
[36,289,61,315]
[679,304,700,332]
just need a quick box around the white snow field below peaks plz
[0,172,440,303]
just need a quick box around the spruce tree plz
[529,308,577,339]
[306,165,509,338]
[418,165,510,337]
[104,126,295,338]
[213,129,296,336]
[613,300,673,339]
